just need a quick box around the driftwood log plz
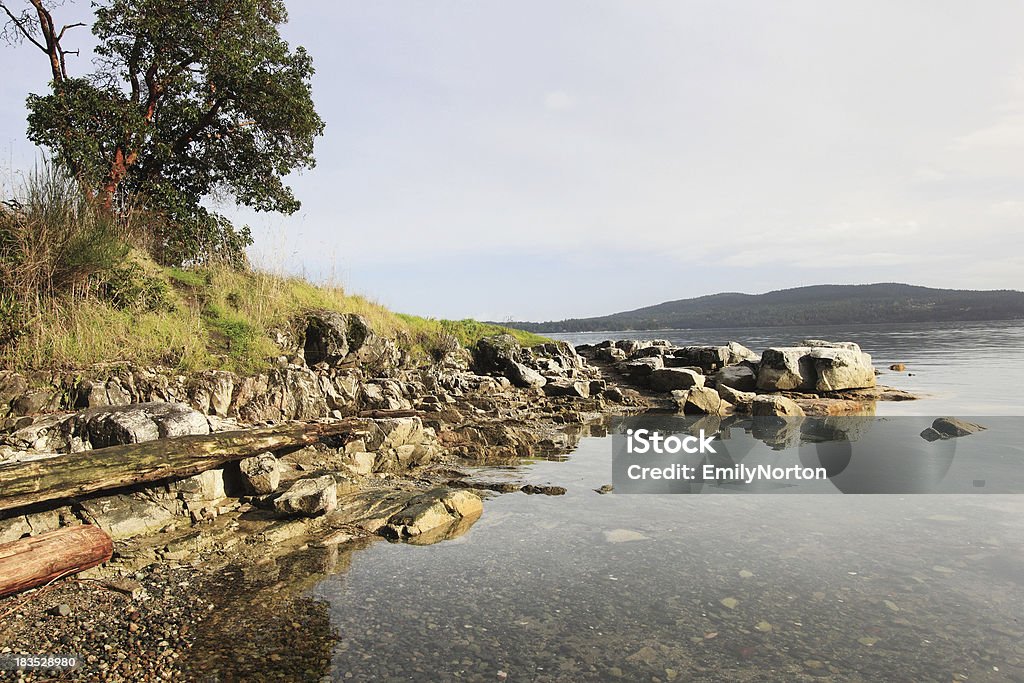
[0,420,367,513]
[0,525,113,597]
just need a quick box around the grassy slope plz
[1,252,548,373]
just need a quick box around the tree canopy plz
[1,0,324,266]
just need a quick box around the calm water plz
[550,320,1024,415]
[234,323,1024,681]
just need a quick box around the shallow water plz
[310,429,1024,681]
[225,323,1024,681]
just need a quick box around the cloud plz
[542,90,574,111]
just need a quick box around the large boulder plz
[809,346,876,392]
[84,402,210,448]
[672,386,727,415]
[712,365,757,392]
[647,368,704,392]
[472,334,522,374]
[672,346,730,373]
[616,356,663,380]
[725,341,759,365]
[756,348,816,391]
[756,341,875,392]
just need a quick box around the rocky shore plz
[0,315,915,681]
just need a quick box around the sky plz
[2,1,1023,321]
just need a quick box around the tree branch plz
[0,2,47,53]
[172,96,229,154]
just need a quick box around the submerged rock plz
[921,417,987,441]
[382,488,483,539]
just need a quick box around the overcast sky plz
[2,1,1023,321]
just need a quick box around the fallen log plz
[0,420,367,513]
[0,525,113,597]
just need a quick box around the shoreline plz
[0,322,917,681]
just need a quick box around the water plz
[549,320,1024,415]
[212,323,1024,681]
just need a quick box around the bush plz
[0,162,129,300]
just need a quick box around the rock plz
[725,341,759,364]
[757,342,875,392]
[505,361,546,389]
[756,348,815,391]
[717,384,755,411]
[751,395,806,417]
[673,386,726,415]
[11,388,60,416]
[616,356,664,381]
[602,387,625,403]
[889,363,907,371]
[542,379,590,398]
[712,365,757,392]
[595,484,614,494]
[670,346,730,373]
[383,488,482,538]
[85,402,209,448]
[520,484,567,495]
[238,453,280,495]
[273,476,338,516]
[78,494,178,540]
[171,468,228,502]
[472,334,522,374]
[302,311,352,365]
[647,368,704,392]
[810,346,876,392]
[922,417,987,440]
[49,604,72,617]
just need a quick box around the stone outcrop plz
[756,341,875,392]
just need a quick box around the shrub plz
[0,162,129,300]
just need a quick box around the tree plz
[0,0,324,266]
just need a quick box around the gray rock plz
[171,468,227,501]
[671,346,730,373]
[725,341,759,364]
[616,356,663,379]
[238,453,281,495]
[713,365,757,392]
[647,368,704,392]
[78,494,178,540]
[274,475,338,516]
[84,402,209,448]
[757,342,875,392]
[505,361,547,389]
[542,379,591,398]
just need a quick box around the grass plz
[0,251,549,373]
[0,162,548,373]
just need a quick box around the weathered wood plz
[0,420,367,512]
[0,525,113,597]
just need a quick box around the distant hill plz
[505,284,1024,333]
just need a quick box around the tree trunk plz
[0,420,367,513]
[0,525,113,597]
